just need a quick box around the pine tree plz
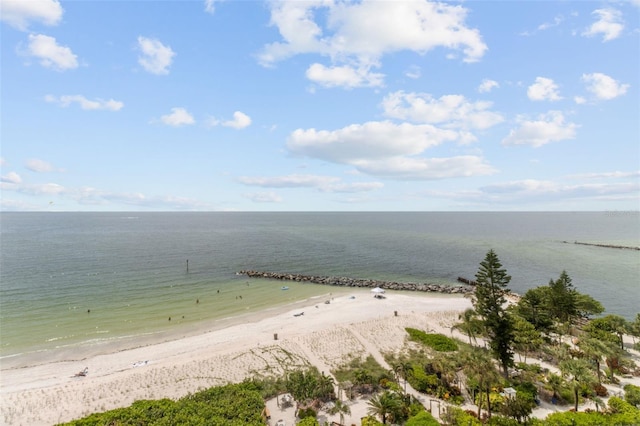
[472,249,514,378]
[547,270,578,327]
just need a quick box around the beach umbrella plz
[371,287,385,294]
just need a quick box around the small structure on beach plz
[501,387,517,399]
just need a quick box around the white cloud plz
[160,107,195,126]
[286,121,495,180]
[259,1,487,87]
[223,111,252,129]
[9,182,67,195]
[45,94,124,111]
[1,178,211,210]
[478,79,499,93]
[238,174,384,193]
[381,91,504,131]
[480,179,639,201]
[527,77,562,101]
[583,8,624,42]
[502,111,578,148]
[238,174,340,188]
[321,181,384,193]
[405,65,421,79]
[1,171,22,184]
[207,111,252,129]
[27,34,78,71]
[26,158,61,172]
[569,170,640,179]
[353,155,496,180]
[306,63,384,88]
[287,121,457,164]
[0,0,63,30]
[537,15,564,31]
[582,72,629,100]
[243,192,283,203]
[204,0,222,15]
[137,36,175,75]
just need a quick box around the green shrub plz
[361,415,384,426]
[405,410,440,426]
[405,328,458,352]
[514,381,538,399]
[544,408,640,426]
[624,383,640,407]
[608,396,638,414]
[297,407,317,420]
[407,364,438,393]
[59,383,265,426]
[297,417,319,426]
[440,407,482,426]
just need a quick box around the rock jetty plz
[562,240,640,251]
[237,270,474,295]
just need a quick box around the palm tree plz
[546,373,564,404]
[431,353,458,388]
[578,337,616,385]
[461,348,502,418]
[591,395,605,413]
[367,391,402,424]
[392,362,413,394]
[455,308,482,345]
[328,399,351,426]
[559,358,596,411]
[316,372,335,400]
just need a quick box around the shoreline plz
[1,290,472,425]
[0,291,342,371]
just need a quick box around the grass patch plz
[405,328,458,352]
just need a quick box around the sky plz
[1,0,639,212]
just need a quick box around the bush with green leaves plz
[297,417,319,426]
[624,383,640,407]
[407,364,439,393]
[405,410,440,426]
[59,383,266,426]
[499,393,536,423]
[405,328,458,352]
[440,406,482,426]
[297,407,317,420]
[544,408,640,426]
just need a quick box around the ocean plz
[1,212,638,361]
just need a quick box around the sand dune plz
[0,290,471,426]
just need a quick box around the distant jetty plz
[237,270,474,295]
[562,241,640,251]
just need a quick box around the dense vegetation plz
[59,383,266,426]
[406,328,459,352]
[59,249,640,426]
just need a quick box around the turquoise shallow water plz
[1,212,638,359]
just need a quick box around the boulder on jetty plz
[237,271,474,295]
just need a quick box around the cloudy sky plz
[1,0,638,211]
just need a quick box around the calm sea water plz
[1,212,638,360]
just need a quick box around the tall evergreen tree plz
[547,270,578,327]
[515,286,554,334]
[472,249,514,377]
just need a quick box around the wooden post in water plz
[186,259,189,273]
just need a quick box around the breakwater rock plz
[562,240,640,251]
[237,270,474,295]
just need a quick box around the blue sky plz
[1,0,638,211]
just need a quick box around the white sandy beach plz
[0,290,473,426]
